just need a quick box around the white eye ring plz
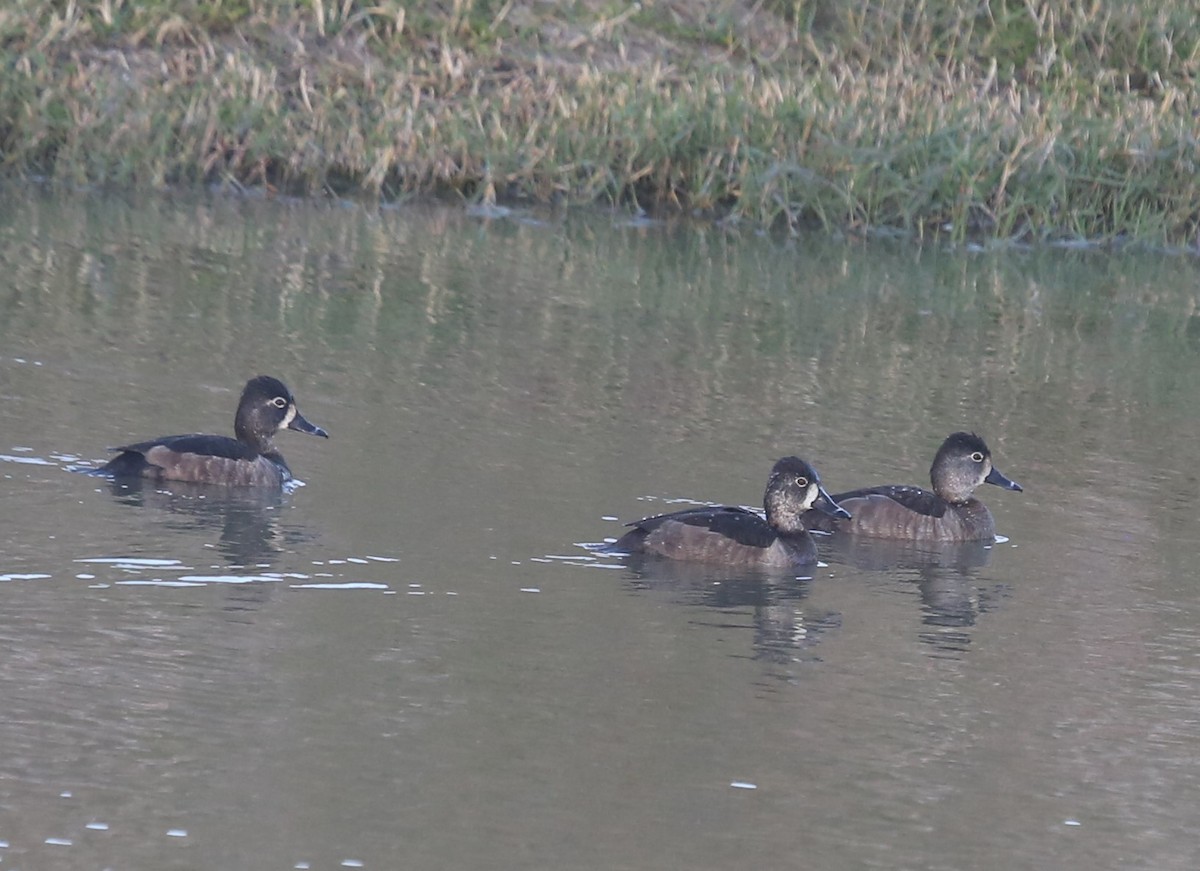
[270,396,288,409]
[795,477,809,488]
[970,451,985,463]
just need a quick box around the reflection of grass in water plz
[3,193,1198,457]
[3,1,1197,244]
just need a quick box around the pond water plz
[2,189,1200,870]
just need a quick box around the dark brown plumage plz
[96,376,328,487]
[612,456,849,569]
[804,432,1021,542]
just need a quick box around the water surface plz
[2,190,1200,869]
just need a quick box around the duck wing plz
[628,505,777,548]
[112,434,259,462]
[833,485,948,518]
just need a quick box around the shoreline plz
[2,1,1196,247]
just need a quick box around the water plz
[2,189,1200,869]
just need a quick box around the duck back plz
[100,434,290,487]
[809,486,996,541]
[615,505,817,568]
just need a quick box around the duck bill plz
[813,485,852,519]
[984,466,1021,491]
[288,411,329,439]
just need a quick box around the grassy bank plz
[2,1,1197,245]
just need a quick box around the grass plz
[0,0,1197,246]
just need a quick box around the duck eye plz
[970,452,985,463]
[794,476,808,488]
[270,396,288,409]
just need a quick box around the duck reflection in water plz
[101,477,303,566]
[618,557,844,667]
[820,533,1007,656]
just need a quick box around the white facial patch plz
[279,402,297,430]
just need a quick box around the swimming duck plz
[95,376,328,487]
[611,456,850,568]
[803,432,1021,542]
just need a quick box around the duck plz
[95,375,328,487]
[803,432,1021,542]
[611,456,850,569]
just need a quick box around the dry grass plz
[1,0,1197,245]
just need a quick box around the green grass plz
[1,0,1197,246]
